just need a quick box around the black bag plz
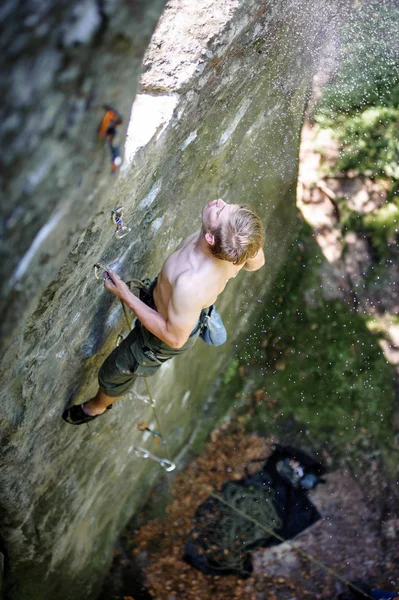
[184,445,325,578]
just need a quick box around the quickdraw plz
[133,446,176,472]
[111,207,131,239]
[137,421,165,444]
[94,262,112,281]
[98,104,123,173]
[129,389,156,408]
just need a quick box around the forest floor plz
[99,422,399,600]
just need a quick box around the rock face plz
[0,1,345,598]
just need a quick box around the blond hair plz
[210,205,264,265]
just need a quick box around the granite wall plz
[0,0,345,598]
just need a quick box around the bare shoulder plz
[175,230,200,251]
[172,271,207,309]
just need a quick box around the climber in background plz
[63,199,265,425]
[98,104,123,173]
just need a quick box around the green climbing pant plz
[98,278,204,397]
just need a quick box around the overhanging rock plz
[0,1,346,598]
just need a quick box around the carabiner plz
[134,446,150,460]
[115,333,124,347]
[129,389,156,408]
[158,458,176,472]
[137,422,165,444]
[94,263,110,280]
[133,446,176,472]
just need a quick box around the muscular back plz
[153,231,243,329]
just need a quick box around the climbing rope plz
[187,482,282,574]
[183,473,375,599]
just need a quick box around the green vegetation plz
[229,224,396,473]
[338,196,399,257]
[317,107,399,187]
[223,358,240,385]
[363,199,399,252]
[314,0,399,249]
[259,243,391,436]
[316,1,399,116]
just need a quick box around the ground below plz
[99,422,399,599]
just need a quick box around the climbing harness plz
[111,207,131,239]
[137,422,165,444]
[133,446,176,472]
[98,104,123,173]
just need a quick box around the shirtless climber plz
[62,199,265,425]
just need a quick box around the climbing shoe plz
[62,404,112,425]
